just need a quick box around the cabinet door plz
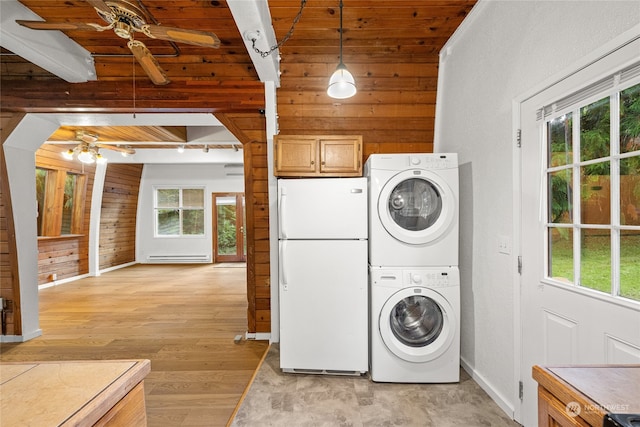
[319,137,362,175]
[275,138,317,175]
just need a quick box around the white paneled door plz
[518,42,640,425]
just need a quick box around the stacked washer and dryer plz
[365,154,460,383]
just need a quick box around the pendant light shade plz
[327,0,355,99]
[328,63,356,99]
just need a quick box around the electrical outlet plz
[498,235,511,255]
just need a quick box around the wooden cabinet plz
[274,135,363,177]
[532,365,640,427]
[1,360,151,426]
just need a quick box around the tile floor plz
[231,344,519,426]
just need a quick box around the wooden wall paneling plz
[0,112,25,335]
[242,141,257,333]
[99,164,143,270]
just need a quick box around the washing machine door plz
[378,170,455,245]
[379,287,456,363]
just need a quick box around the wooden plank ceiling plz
[1,0,476,151]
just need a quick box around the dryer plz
[365,153,459,268]
[369,266,460,383]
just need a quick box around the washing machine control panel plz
[404,270,455,287]
[409,154,457,171]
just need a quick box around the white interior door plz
[518,46,640,426]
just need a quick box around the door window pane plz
[580,229,611,294]
[620,82,640,154]
[580,97,610,162]
[620,230,640,300]
[217,197,237,255]
[548,114,573,167]
[548,228,574,283]
[620,158,640,226]
[549,169,573,223]
[580,164,610,225]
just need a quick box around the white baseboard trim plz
[0,328,42,343]
[38,263,137,290]
[38,273,90,290]
[460,355,516,421]
[99,262,137,274]
[245,332,270,341]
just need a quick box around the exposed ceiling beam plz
[228,0,280,85]
[0,0,96,83]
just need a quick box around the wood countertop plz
[0,359,151,426]
[532,365,640,426]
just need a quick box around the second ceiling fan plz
[16,0,221,85]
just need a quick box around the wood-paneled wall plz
[1,112,25,335]
[99,164,143,270]
[35,145,95,285]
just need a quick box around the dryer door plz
[378,170,455,245]
[379,287,456,363]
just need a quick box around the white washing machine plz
[369,266,460,383]
[365,153,459,268]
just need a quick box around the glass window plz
[155,187,205,237]
[35,168,48,236]
[61,173,78,235]
[545,81,640,302]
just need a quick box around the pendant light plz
[327,0,356,99]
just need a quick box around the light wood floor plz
[0,264,269,427]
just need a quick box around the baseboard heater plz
[146,254,210,263]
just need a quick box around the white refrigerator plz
[278,177,368,374]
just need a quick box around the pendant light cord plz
[337,0,343,65]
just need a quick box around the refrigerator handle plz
[279,186,287,238]
[279,241,288,287]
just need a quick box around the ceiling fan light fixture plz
[77,149,96,164]
[95,152,107,164]
[327,0,355,100]
[62,149,75,160]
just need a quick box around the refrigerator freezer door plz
[279,239,368,373]
[278,178,367,239]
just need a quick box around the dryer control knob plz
[411,274,423,284]
[410,156,421,165]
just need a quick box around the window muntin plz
[545,80,640,303]
[155,187,205,237]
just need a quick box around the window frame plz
[153,186,206,238]
[36,166,87,237]
[542,70,640,303]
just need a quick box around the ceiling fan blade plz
[95,143,136,155]
[143,24,221,48]
[127,40,170,86]
[85,0,114,17]
[15,20,100,31]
